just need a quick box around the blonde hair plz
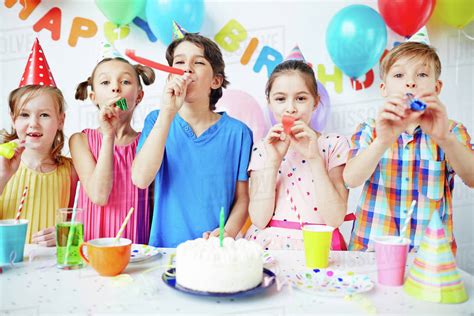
[380,42,441,80]
[75,57,155,103]
[1,85,67,165]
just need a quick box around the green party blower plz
[219,207,225,247]
[115,98,128,111]
[0,142,18,159]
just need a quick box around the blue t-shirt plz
[137,110,253,247]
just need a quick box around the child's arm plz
[224,181,250,237]
[132,74,191,188]
[343,95,421,187]
[248,125,290,229]
[418,93,474,187]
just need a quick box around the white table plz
[1,245,473,315]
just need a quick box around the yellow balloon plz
[435,0,474,28]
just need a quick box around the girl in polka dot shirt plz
[244,59,350,250]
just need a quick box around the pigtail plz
[75,77,91,100]
[134,64,155,86]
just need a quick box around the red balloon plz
[378,0,436,37]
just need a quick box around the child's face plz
[13,93,64,152]
[381,56,442,98]
[268,72,317,124]
[171,41,223,105]
[90,60,143,111]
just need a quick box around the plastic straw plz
[115,207,135,240]
[400,200,417,240]
[15,186,28,221]
[64,182,81,264]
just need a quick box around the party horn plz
[125,49,185,75]
[115,98,128,111]
[0,142,18,159]
[406,93,426,111]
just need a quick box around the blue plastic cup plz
[0,219,28,265]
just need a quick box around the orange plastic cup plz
[79,237,131,276]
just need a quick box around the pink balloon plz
[215,90,268,141]
[268,80,331,132]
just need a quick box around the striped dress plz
[0,159,72,242]
[78,129,150,244]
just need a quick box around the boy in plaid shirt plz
[344,41,474,252]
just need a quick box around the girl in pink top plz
[70,56,155,243]
[244,54,350,250]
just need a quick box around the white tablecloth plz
[1,245,472,315]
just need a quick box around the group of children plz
[1,27,473,253]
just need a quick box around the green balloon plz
[95,0,146,26]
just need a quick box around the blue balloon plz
[146,0,204,45]
[326,5,387,79]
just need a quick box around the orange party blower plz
[282,115,296,135]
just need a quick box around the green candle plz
[219,207,225,247]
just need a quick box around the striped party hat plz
[172,21,187,40]
[97,41,123,63]
[407,26,430,45]
[403,210,468,304]
[285,45,306,62]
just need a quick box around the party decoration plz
[326,5,387,79]
[215,89,268,141]
[125,49,185,75]
[98,41,123,62]
[5,0,41,20]
[133,16,158,42]
[404,211,468,304]
[378,0,435,37]
[406,93,426,111]
[433,0,473,29]
[172,21,188,40]
[68,17,98,47]
[146,0,204,45]
[19,38,56,87]
[32,7,61,41]
[95,0,146,26]
[115,98,128,111]
[104,22,130,44]
[407,26,431,45]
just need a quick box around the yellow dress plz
[0,159,72,242]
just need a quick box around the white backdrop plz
[1,0,473,273]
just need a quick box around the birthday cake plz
[175,237,263,293]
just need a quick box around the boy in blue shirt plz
[132,33,253,247]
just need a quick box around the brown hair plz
[166,33,229,110]
[380,42,441,80]
[266,60,319,102]
[1,85,67,165]
[75,57,156,102]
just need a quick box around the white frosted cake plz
[175,237,263,293]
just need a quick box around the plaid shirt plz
[348,119,473,251]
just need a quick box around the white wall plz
[1,0,473,272]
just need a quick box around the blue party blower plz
[406,93,426,111]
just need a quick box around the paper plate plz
[287,269,374,297]
[162,268,275,298]
[130,244,161,263]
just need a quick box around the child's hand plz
[161,73,192,113]
[0,140,25,181]
[98,98,122,138]
[289,120,322,161]
[264,123,290,167]
[31,227,56,247]
[376,94,422,145]
[202,228,230,239]
[416,92,450,144]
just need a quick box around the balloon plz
[95,0,146,26]
[268,80,331,133]
[378,0,435,37]
[326,5,387,79]
[146,0,204,45]
[215,90,268,141]
[434,0,474,29]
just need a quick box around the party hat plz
[285,45,306,62]
[407,26,430,45]
[97,41,123,63]
[403,210,468,304]
[19,38,56,87]
[172,21,188,40]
